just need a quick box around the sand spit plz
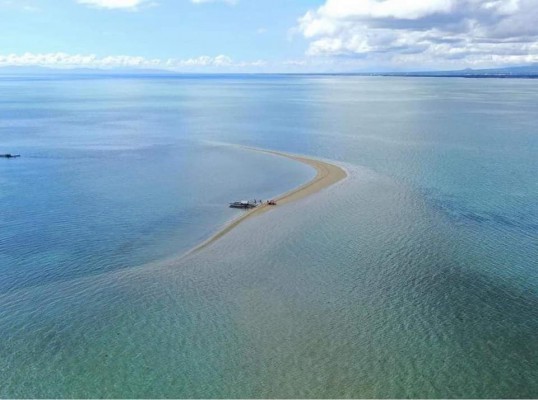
[187,147,347,255]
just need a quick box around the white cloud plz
[0,52,156,67]
[77,0,148,10]
[297,0,538,69]
[165,55,232,67]
[0,52,266,71]
[190,0,237,5]
[313,0,454,21]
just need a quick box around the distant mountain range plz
[1,64,538,78]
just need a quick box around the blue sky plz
[1,0,538,72]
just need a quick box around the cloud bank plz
[0,52,266,71]
[298,0,538,69]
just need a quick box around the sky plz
[1,0,538,72]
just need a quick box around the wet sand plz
[187,147,347,255]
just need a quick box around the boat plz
[267,200,277,205]
[0,154,20,158]
[229,200,257,209]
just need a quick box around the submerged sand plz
[188,147,347,255]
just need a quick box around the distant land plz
[377,64,538,78]
[1,64,538,78]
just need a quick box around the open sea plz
[0,74,537,398]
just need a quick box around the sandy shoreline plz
[186,147,347,255]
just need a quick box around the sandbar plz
[187,147,347,255]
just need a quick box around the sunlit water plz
[1,75,537,398]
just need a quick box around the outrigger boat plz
[229,200,257,209]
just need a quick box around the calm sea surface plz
[0,75,537,398]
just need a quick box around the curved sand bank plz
[248,147,347,205]
[187,147,347,255]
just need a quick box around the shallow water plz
[1,75,537,398]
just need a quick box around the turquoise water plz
[0,75,537,398]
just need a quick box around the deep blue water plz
[0,75,537,398]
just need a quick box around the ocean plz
[1,75,537,398]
